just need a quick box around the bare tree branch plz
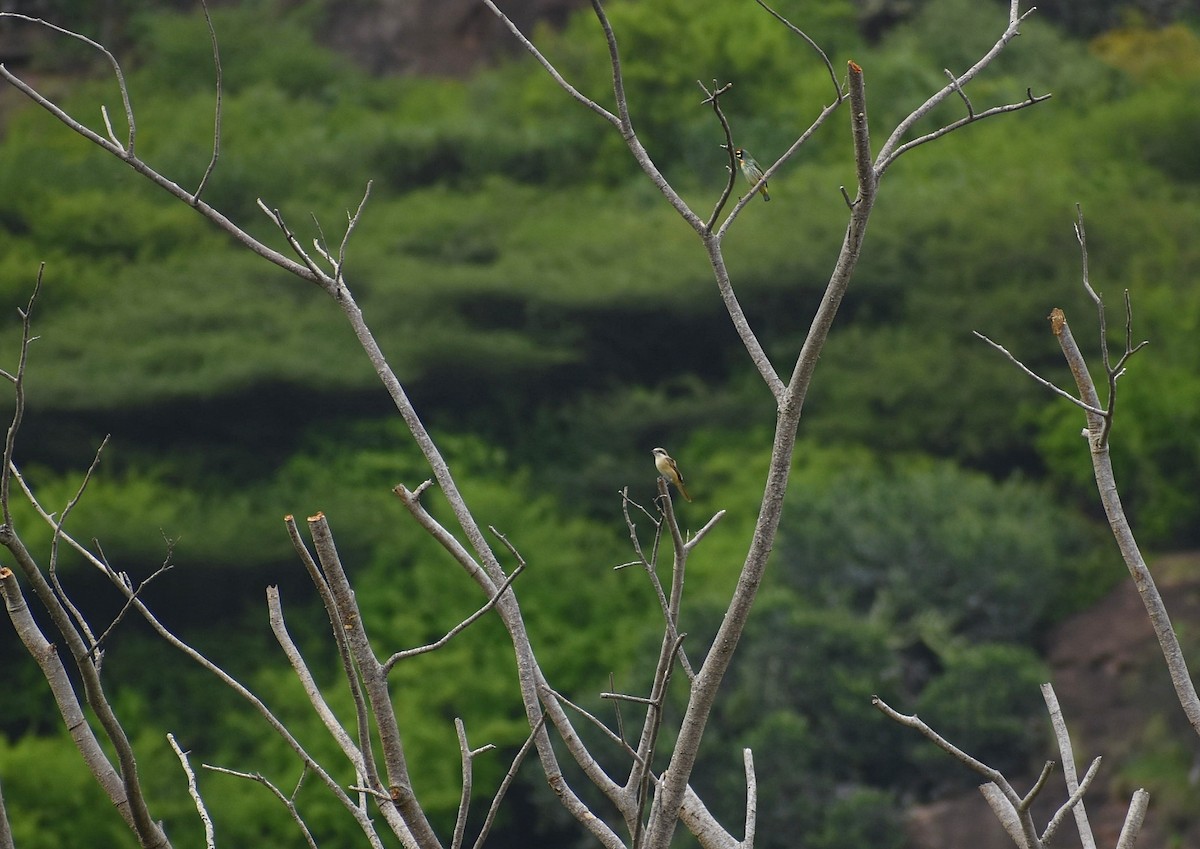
[452,718,495,849]
[202,765,324,849]
[1047,306,1200,737]
[873,695,1041,849]
[1115,788,1150,849]
[168,733,216,849]
[470,712,547,849]
[1040,757,1101,846]
[0,567,146,837]
[741,748,757,849]
[752,0,841,100]
[193,0,221,201]
[382,562,525,672]
[1041,683,1096,849]
[305,513,440,848]
[874,1,1046,175]
[973,330,1107,417]
[1,268,41,528]
[267,587,368,775]
[0,776,14,849]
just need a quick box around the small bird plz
[652,447,693,502]
[734,148,770,202]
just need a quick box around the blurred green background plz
[0,0,1198,846]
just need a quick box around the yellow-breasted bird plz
[652,447,693,502]
[734,148,770,202]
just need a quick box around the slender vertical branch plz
[306,514,441,849]
[1,268,41,528]
[168,733,216,849]
[741,748,757,849]
[1048,309,1200,736]
[193,0,222,201]
[1041,683,1096,849]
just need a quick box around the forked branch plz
[977,209,1199,739]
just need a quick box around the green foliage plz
[912,643,1048,784]
[0,1,1196,846]
[0,733,135,848]
[777,446,1109,643]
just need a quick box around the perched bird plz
[734,148,770,202]
[652,447,693,502]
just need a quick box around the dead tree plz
[0,3,1107,848]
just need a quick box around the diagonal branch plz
[1041,683,1096,849]
[874,1,1044,175]
[974,330,1107,417]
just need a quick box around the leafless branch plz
[875,1,1047,176]
[88,542,175,662]
[1019,761,1055,811]
[168,733,215,849]
[1041,683,1096,848]
[0,567,146,838]
[284,515,381,800]
[973,330,1107,417]
[382,561,525,672]
[0,22,318,284]
[1,268,41,527]
[873,695,1041,849]
[305,513,440,848]
[452,719,496,849]
[202,765,324,849]
[0,776,14,849]
[741,748,757,849]
[944,68,974,117]
[1115,789,1150,849]
[876,89,1050,176]
[267,587,368,775]
[752,0,841,100]
[1040,757,1101,846]
[697,80,739,230]
[544,684,642,763]
[193,0,221,201]
[0,14,135,150]
[1047,306,1200,737]
[470,712,547,849]
[12,492,401,845]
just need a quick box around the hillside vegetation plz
[0,0,1197,846]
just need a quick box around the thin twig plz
[698,80,738,231]
[753,0,841,100]
[47,436,111,657]
[0,14,135,151]
[1019,761,1055,812]
[168,733,215,849]
[382,562,525,672]
[202,765,323,849]
[1040,757,1101,845]
[193,0,222,201]
[875,1,1046,175]
[943,68,975,117]
[470,712,547,849]
[89,544,176,662]
[1,268,41,527]
[973,330,1107,417]
[877,90,1050,176]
